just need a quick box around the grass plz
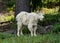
[0,33,60,43]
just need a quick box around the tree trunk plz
[15,0,31,16]
[0,0,3,13]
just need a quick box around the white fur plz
[16,11,44,36]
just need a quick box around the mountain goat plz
[16,11,44,36]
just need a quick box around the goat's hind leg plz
[17,22,23,36]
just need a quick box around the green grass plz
[0,33,60,43]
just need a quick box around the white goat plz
[16,11,44,36]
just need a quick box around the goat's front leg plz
[28,24,34,36]
[33,25,37,36]
[20,30,23,35]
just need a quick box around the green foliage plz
[52,23,60,33]
[2,0,59,13]
[6,7,14,12]
[31,0,59,11]
[42,0,59,3]
[3,0,15,7]
[38,14,60,33]
[38,14,59,26]
[31,0,42,11]
[0,14,14,22]
[22,26,30,34]
[42,0,59,8]
[3,0,15,11]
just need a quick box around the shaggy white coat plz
[16,11,44,36]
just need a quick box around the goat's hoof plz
[34,34,37,36]
[31,34,34,36]
[17,34,20,37]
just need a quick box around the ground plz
[0,33,60,43]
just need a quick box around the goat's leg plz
[33,25,37,36]
[17,25,20,36]
[20,30,23,35]
[17,22,23,36]
[28,24,34,36]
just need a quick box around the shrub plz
[38,14,60,26]
[52,23,60,33]
[38,14,60,33]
